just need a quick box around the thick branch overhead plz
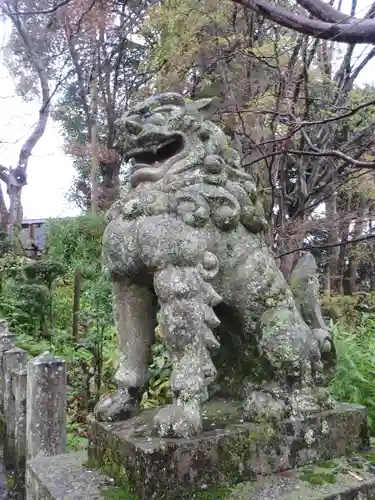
[232,0,375,44]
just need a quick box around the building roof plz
[22,218,46,225]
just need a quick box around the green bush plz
[141,325,172,409]
[329,315,375,435]
[52,275,75,331]
[0,215,118,428]
[0,254,65,335]
[45,214,106,273]
[322,291,375,325]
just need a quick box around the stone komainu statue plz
[94,93,335,438]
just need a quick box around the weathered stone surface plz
[290,253,336,385]
[95,92,335,436]
[26,451,113,500]
[14,367,27,493]
[228,468,375,499]
[0,449,8,500]
[88,400,368,499]
[27,352,67,460]
[227,452,375,500]
[0,332,16,413]
[3,347,28,469]
[0,321,8,334]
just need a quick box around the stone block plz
[27,352,67,460]
[3,347,28,469]
[14,368,27,493]
[26,451,113,500]
[0,320,8,333]
[0,332,16,413]
[87,399,369,499]
[227,454,375,499]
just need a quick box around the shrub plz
[322,291,375,325]
[329,316,375,435]
[44,214,106,273]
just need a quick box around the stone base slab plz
[229,454,375,500]
[26,451,113,500]
[87,399,369,499]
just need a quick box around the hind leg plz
[219,242,328,420]
[94,276,157,421]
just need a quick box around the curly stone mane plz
[95,92,335,440]
[108,92,267,234]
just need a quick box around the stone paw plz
[153,404,202,438]
[242,390,287,422]
[94,389,139,422]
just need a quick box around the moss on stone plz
[101,484,139,500]
[201,401,243,430]
[5,471,14,489]
[180,485,231,499]
[318,460,337,469]
[88,447,139,500]
[359,449,375,462]
[298,467,338,486]
[218,427,272,484]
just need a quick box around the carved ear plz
[186,97,220,119]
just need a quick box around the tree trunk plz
[325,192,339,294]
[0,186,8,234]
[344,195,366,295]
[90,36,99,215]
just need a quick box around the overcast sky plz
[0,23,79,220]
[0,0,375,220]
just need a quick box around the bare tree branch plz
[277,232,375,258]
[231,0,375,44]
[5,0,74,16]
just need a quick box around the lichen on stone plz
[94,91,337,439]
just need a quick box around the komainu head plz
[112,92,267,234]
[115,92,242,185]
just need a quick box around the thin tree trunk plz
[91,36,99,215]
[325,192,339,294]
[0,5,51,227]
[345,195,366,295]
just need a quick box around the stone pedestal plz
[87,399,369,499]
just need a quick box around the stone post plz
[27,352,67,460]
[4,347,28,468]
[0,319,8,333]
[0,331,16,414]
[14,368,27,492]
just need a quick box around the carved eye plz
[122,120,143,135]
[146,113,166,126]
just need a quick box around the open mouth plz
[125,134,184,167]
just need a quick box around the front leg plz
[94,277,157,421]
[153,262,222,438]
